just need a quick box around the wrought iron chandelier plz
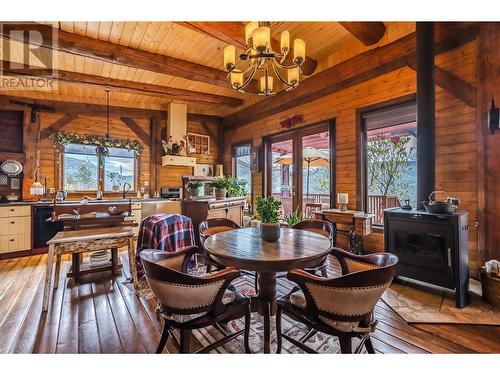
[223,22,306,96]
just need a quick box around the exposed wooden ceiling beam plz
[178,22,318,76]
[2,63,243,107]
[339,22,386,46]
[409,64,476,107]
[120,117,152,146]
[40,114,78,139]
[222,24,478,129]
[0,94,222,123]
[0,23,233,90]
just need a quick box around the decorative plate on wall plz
[0,160,23,177]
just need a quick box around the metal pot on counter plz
[421,190,460,214]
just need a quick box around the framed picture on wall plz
[194,163,214,177]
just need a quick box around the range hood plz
[161,103,196,167]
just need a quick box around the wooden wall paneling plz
[22,111,40,199]
[223,39,481,276]
[39,114,78,139]
[476,23,500,266]
[121,117,151,147]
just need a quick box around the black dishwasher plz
[33,206,63,249]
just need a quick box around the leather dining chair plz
[290,219,336,277]
[140,247,251,354]
[276,248,398,354]
[199,218,241,271]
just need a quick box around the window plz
[62,143,137,192]
[362,101,417,226]
[104,147,136,191]
[232,143,252,197]
[63,144,99,191]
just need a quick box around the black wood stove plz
[384,208,469,308]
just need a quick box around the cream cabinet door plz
[0,234,31,253]
[0,216,31,235]
[0,205,31,218]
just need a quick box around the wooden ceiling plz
[0,21,415,117]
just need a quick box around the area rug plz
[124,269,361,353]
[382,278,500,325]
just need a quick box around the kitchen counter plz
[0,198,175,207]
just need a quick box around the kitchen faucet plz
[122,182,131,199]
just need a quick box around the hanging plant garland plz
[51,131,144,156]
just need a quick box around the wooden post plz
[416,22,436,208]
[150,117,159,194]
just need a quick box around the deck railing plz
[368,195,401,225]
[271,192,400,224]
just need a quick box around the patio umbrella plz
[274,147,330,196]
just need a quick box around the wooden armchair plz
[140,246,251,354]
[276,248,398,354]
[290,219,336,277]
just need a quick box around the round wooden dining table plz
[203,227,332,353]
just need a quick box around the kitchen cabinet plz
[0,204,32,254]
[182,197,245,247]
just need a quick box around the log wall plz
[223,41,480,277]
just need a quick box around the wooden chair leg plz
[111,248,119,276]
[339,336,352,354]
[42,244,55,312]
[179,329,192,353]
[156,321,170,353]
[276,306,283,354]
[53,255,61,289]
[365,336,375,354]
[244,304,251,354]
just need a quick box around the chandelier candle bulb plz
[245,22,259,45]
[260,75,273,94]
[224,45,236,71]
[230,71,243,88]
[288,67,300,85]
[293,39,306,65]
[253,26,271,52]
[280,31,290,52]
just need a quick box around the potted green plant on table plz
[187,181,204,197]
[211,176,230,200]
[108,171,126,192]
[256,196,282,242]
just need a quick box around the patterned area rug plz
[382,278,500,325]
[124,268,354,353]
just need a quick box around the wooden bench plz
[42,227,136,312]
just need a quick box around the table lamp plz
[337,193,348,212]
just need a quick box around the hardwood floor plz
[0,252,499,354]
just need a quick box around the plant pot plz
[260,222,281,242]
[112,185,120,192]
[215,188,227,200]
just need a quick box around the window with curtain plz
[362,100,417,225]
[62,143,137,192]
[233,143,252,196]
